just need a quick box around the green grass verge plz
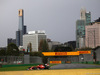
[50,64,58,67]
[0,64,57,71]
[2,63,41,68]
[0,64,42,71]
[0,66,31,71]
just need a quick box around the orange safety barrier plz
[50,61,61,64]
[42,51,91,56]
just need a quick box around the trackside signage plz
[55,52,67,56]
[50,61,61,64]
[78,51,91,54]
[42,51,91,56]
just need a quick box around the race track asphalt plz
[50,63,100,69]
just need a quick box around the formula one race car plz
[27,64,50,70]
[44,64,50,69]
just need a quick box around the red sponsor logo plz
[55,52,67,55]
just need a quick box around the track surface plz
[50,64,100,69]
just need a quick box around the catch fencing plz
[0,56,42,64]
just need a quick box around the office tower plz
[85,12,91,25]
[76,20,85,48]
[85,18,100,48]
[76,8,91,48]
[80,8,91,25]
[23,25,27,34]
[80,8,86,20]
[23,30,46,52]
[7,38,16,45]
[16,9,27,46]
[16,31,20,46]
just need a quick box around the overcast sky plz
[0,0,100,47]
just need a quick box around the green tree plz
[42,56,48,64]
[30,52,43,57]
[27,42,32,52]
[75,47,92,51]
[38,39,49,52]
[7,43,19,56]
[0,49,6,56]
[54,46,73,52]
[38,39,49,64]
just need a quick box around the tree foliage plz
[27,42,32,52]
[38,39,49,52]
[38,39,49,64]
[42,56,48,64]
[75,47,93,51]
[30,52,43,57]
[54,46,73,52]
[0,49,6,56]
[7,43,19,56]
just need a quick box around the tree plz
[54,46,73,52]
[0,49,6,56]
[7,43,19,56]
[38,39,49,64]
[30,52,43,57]
[75,47,92,51]
[38,39,49,52]
[27,42,32,52]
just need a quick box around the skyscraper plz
[76,8,91,48]
[7,38,16,45]
[16,9,27,46]
[76,20,85,48]
[23,30,46,52]
[85,18,100,48]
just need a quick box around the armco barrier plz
[87,61,94,64]
[94,61,100,64]
[2,63,40,68]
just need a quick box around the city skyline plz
[16,9,27,46]
[0,0,100,47]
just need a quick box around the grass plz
[0,66,31,71]
[0,64,57,71]
[50,64,58,67]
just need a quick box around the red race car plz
[37,64,45,69]
[27,64,49,70]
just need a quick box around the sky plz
[0,0,100,47]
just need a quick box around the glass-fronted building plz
[16,9,27,46]
[76,20,85,48]
[76,8,91,48]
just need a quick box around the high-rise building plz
[76,20,85,48]
[7,38,16,45]
[23,25,27,34]
[80,8,86,20]
[85,18,100,48]
[76,8,91,48]
[16,9,27,46]
[23,30,46,52]
[85,12,91,25]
